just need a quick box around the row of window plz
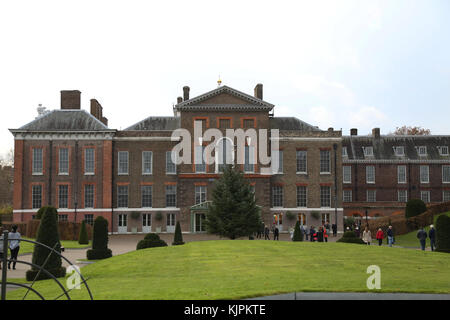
[343,165,450,184]
[343,189,450,203]
[272,185,332,208]
[342,146,450,158]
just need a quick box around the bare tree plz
[392,126,431,136]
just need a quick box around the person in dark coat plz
[429,225,436,251]
[332,223,337,237]
[309,226,315,242]
[417,227,427,251]
[264,225,270,240]
[317,227,324,242]
[387,226,394,247]
[273,227,279,241]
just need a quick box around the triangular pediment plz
[175,85,274,111]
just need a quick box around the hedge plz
[436,214,450,253]
[86,216,112,260]
[137,233,168,250]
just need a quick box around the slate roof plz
[124,116,181,131]
[270,117,322,132]
[343,135,450,161]
[175,85,274,111]
[11,110,111,132]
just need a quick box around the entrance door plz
[142,213,152,233]
[298,213,307,227]
[166,213,176,233]
[195,213,206,233]
[118,214,128,234]
[273,213,283,232]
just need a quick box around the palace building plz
[9,84,344,233]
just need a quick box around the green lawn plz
[6,240,450,300]
[394,212,450,248]
[15,237,90,256]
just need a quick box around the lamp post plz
[333,143,338,233]
[74,201,78,223]
[365,208,369,227]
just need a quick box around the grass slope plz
[7,240,450,300]
[394,212,450,248]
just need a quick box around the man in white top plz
[8,225,21,270]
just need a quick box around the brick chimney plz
[183,86,190,101]
[350,128,358,136]
[61,90,81,109]
[372,128,380,139]
[90,99,108,126]
[254,84,263,100]
[177,96,183,104]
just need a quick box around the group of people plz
[255,222,338,242]
[358,225,395,246]
[0,225,22,270]
[416,225,436,251]
[255,224,279,240]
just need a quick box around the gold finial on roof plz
[217,75,222,87]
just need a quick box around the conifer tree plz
[293,221,303,241]
[172,221,185,245]
[205,165,261,239]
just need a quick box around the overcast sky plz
[1,0,449,159]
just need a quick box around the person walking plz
[362,227,372,245]
[417,227,427,251]
[355,227,360,238]
[264,225,270,240]
[332,223,337,237]
[0,227,4,270]
[8,225,21,270]
[273,226,279,241]
[323,227,328,243]
[376,228,384,246]
[387,226,394,247]
[317,227,324,242]
[304,225,309,241]
[429,225,436,252]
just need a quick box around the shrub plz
[137,233,168,250]
[436,215,450,253]
[86,216,112,260]
[292,221,303,242]
[78,220,89,245]
[172,221,185,245]
[26,206,66,281]
[337,230,365,245]
[405,199,427,218]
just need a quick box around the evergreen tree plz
[78,220,89,245]
[405,199,427,218]
[293,221,303,241]
[26,206,66,281]
[87,216,112,260]
[205,165,261,239]
[436,214,450,253]
[172,221,185,245]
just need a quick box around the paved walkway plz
[247,292,450,300]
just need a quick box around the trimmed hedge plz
[337,230,365,245]
[292,221,303,242]
[436,215,450,253]
[78,220,89,245]
[137,233,168,250]
[172,221,185,245]
[26,206,66,281]
[405,199,427,218]
[86,216,112,260]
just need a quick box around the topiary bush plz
[137,233,168,250]
[78,220,89,245]
[26,206,66,281]
[172,221,185,245]
[337,230,365,245]
[405,199,427,218]
[86,216,112,260]
[292,221,303,242]
[436,214,450,253]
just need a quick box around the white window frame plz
[166,151,177,175]
[141,185,153,208]
[165,185,177,207]
[195,185,207,205]
[342,147,348,157]
[296,186,307,208]
[296,150,307,174]
[417,146,427,156]
[272,186,283,208]
[84,148,95,175]
[394,146,405,156]
[420,190,431,203]
[32,148,43,175]
[84,184,95,209]
[117,185,129,208]
[142,151,153,175]
[398,190,408,202]
[320,150,330,174]
[420,165,429,184]
[363,146,374,157]
[397,165,407,184]
[442,166,450,183]
[367,189,376,202]
[366,166,375,184]
[343,189,352,202]
[118,151,129,175]
[439,146,449,156]
[343,166,352,184]
[58,148,69,175]
[443,190,450,202]
[244,145,255,173]
[320,186,331,208]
